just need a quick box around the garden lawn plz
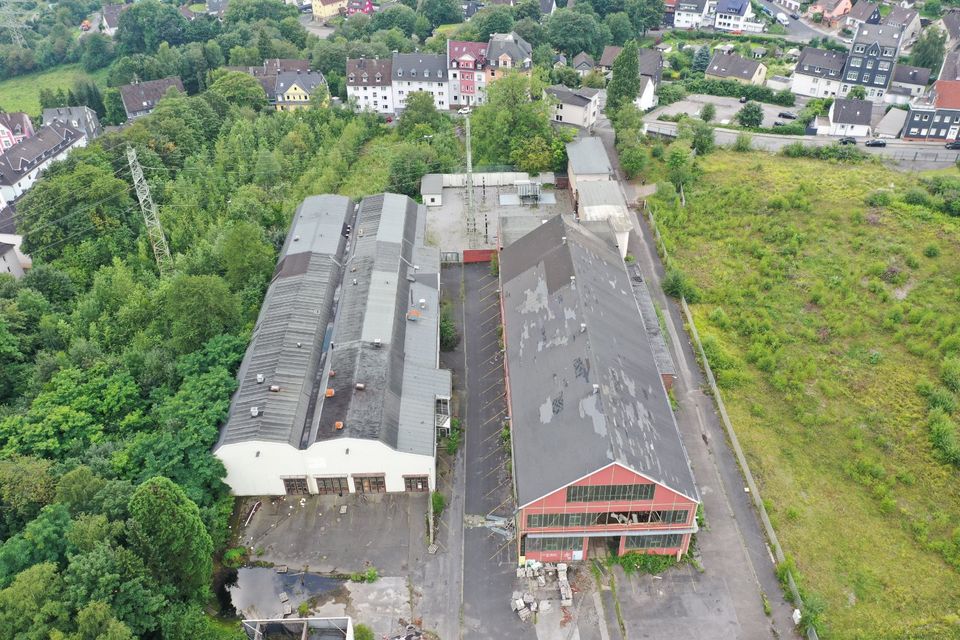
[0,64,108,116]
[652,151,960,639]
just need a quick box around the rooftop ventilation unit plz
[269,385,280,392]
[256,373,264,384]
[419,298,427,309]
[356,383,366,390]
[250,406,260,417]
[580,323,587,333]
[325,388,335,397]
[570,276,576,284]
[373,338,382,348]
[335,421,344,430]
[592,384,600,394]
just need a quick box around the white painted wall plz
[392,80,450,112]
[347,85,395,115]
[634,80,658,111]
[216,437,436,496]
[551,98,599,128]
[791,72,841,98]
[0,135,87,207]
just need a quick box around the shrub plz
[355,624,375,640]
[924,244,941,258]
[610,551,677,575]
[662,267,700,302]
[902,187,931,206]
[927,386,958,414]
[733,132,752,152]
[439,305,460,352]
[431,491,446,517]
[942,357,960,393]
[865,190,892,207]
[680,77,795,106]
[930,409,960,466]
[222,547,248,568]
[351,567,380,583]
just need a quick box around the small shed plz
[420,174,443,207]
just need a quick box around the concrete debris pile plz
[511,561,565,621]
[557,563,573,607]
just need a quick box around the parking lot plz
[654,94,801,129]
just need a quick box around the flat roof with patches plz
[501,215,699,506]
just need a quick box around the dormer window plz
[398,70,403,77]
[375,73,381,82]
[349,73,355,82]
[412,70,417,77]
[425,70,430,78]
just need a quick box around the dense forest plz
[0,73,391,636]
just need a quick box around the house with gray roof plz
[845,0,881,29]
[215,193,451,496]
[486,32,533,79]
[821,97,873,136]
[118,76,185,120]
[841,24,904,101]
[501,215,700,563]
[571,52,595,76]
[42,106,102,141]
[392,53,450,111]
[545,85,601,128]
[792,47,847,97]
[0,124,87,209]
[705,51,767,85]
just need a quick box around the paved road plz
[593,117,801,639]
[644,118,960,169]
[457,263,535,640]
[751,0,831,41]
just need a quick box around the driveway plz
[654,95,796,128]
[299,13,334,38]
[456,262,536,640]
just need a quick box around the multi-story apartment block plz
[392,53,449,112]
[346,57,395,115]
[486,32,533,82]
[448,40,489,107]
[841,24,903,101]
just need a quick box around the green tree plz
[159,275,240,354]
[127,477,213,602]
[846,84,867,100]
[116,0,189,55]
[605,12,634,46]
[625,0,664,35]
[0,563,70,640]
[689,120,714,154]
[79,34,114,72]
[545,9,604,57]
[0,504,71,588]
[208,71,269,111]
[700,102,715,122]
[510,135,555,172]
[473,6,515,40]
[371,5,418,35]
[618,143,648,179]
[470,73,553,164]
[225,0,299,22]
[73,601,135,640]
[606,40,640,113]
[514,0,542,20]
[666,146,694,189]
[216,221,276,291]
[103,88,126,125]
[64,544,166,636]
[397,91,447,137]
[57,467,107,516]
[692,45,711,72]
[0,457,56,538]
[582,69,606,88]
[422,0,463,27]
[910,26,946,73]
[735,101,763,127]
[551,65,581,87]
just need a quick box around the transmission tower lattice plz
[126,146,173,277]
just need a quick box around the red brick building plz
[500,216,700,564]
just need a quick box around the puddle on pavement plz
[223,567,345,618]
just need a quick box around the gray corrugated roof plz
[501,215,699,506]
[217,195,351,448]
[310,193,448,457]
[875,105,907,136]
[706,52,762,81]
[628,265,675,379]
[577,180,627,209]
[566,137,612,178]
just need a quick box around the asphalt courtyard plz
[451,262,537,640]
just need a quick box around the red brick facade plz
[517,463,698,563]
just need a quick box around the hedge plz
[679,78,796,106]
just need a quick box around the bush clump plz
[662,267,700,302]
[610,551,677,575]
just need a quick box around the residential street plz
[594,118,801,638]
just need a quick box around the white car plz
[457,107,472,115]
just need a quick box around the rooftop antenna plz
[127,146,173,277]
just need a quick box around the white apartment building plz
[346,57,395,115]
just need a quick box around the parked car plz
[946,141,960,150]
[778,111,797,119]
[739,96,748,103]
[790,11,800,19]
[865,139,887,147]
[773,121,786,127]
[457,107,472,115]
[838,137,857,145]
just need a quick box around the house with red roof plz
[447,40,489,107]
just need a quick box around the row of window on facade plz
[522,533,684,552]
[853,44,895,57]
[526,509,690,528]
[908,127,958,137]
[281,475,429,494]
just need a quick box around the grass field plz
[0,64,109,115]
[651,151,960,638]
